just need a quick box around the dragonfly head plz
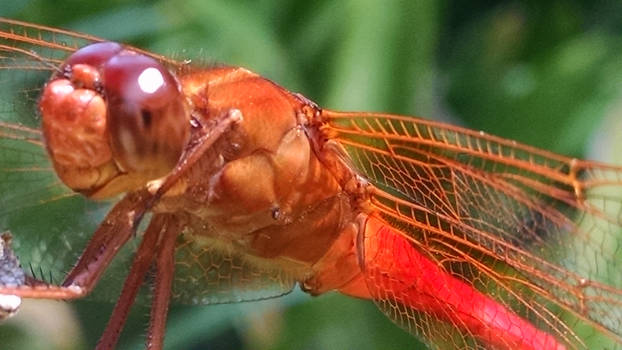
[39,42,191,199]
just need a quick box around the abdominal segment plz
[355,217,565,350]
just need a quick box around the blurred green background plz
[1,0,622,349]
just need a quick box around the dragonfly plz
[0,17,621,350]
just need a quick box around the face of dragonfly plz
[2,3,622,350]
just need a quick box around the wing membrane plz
[323,110,622,348]
[173,233,297,304]
[0,19,107,290]
[0,18,103,213]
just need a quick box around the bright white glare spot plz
[0,294,21,310]
[0,294,21,319]
[138,67,164,94]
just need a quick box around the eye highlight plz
[137,67,165,94]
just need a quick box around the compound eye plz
[103,51,190,179]
[63,42,123,69]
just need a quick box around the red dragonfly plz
[0,18,621,350]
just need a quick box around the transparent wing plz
[323,110,622,349]
[172,232,296,305]
[0,18,87,214]
[0,18,117,297]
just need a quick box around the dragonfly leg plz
[0,108,241,300]
[152,108,243,198]
[0,190,152,300]
[146,216,181,350]
[95,214,168,350]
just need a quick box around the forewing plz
[323,110,622,349]
[0,18,117,295]
[0,18,86,214]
